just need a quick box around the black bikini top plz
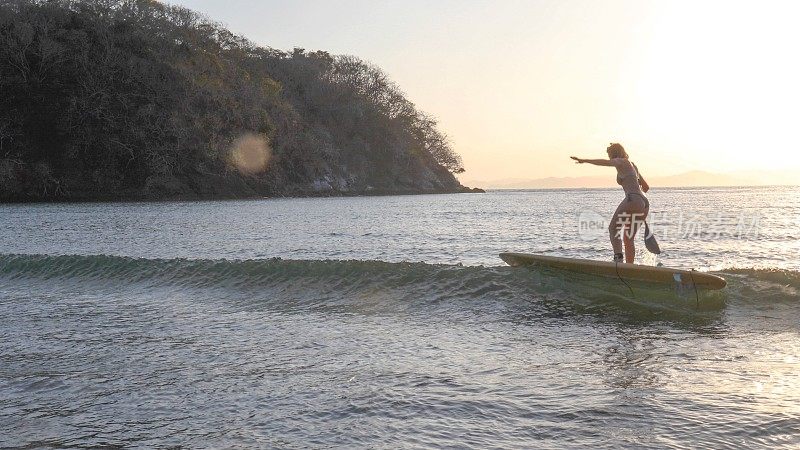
[616,162,639,186]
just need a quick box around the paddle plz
[643,221,661,254]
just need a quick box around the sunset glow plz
[174,0,800,183]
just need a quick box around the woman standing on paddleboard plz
[571,143,650,263]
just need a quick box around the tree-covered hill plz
[0,0,480,201]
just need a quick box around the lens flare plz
[229,133,271,175]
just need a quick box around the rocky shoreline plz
[0,179,484,203]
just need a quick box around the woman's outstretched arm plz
[570,156,619,167]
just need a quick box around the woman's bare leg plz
[624,211,648,263]
[610,199,648,263]
[609,206,627,258]
[623,219,640,263]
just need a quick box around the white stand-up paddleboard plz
[500,252,727,290]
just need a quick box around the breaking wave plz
[1,254,797,317]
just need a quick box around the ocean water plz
[1,186,799,448]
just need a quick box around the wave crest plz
[1,254,796,313]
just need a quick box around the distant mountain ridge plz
[463,169,798,189]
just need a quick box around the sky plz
[170,0,800,183]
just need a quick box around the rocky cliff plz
[0,0,481,201]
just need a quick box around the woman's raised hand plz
[570,156,584,164]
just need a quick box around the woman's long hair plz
[607,143,628,159]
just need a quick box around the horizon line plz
[471,184,800,191]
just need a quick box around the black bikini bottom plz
[625,192,649,209]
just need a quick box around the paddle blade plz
[644,222,662,254]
